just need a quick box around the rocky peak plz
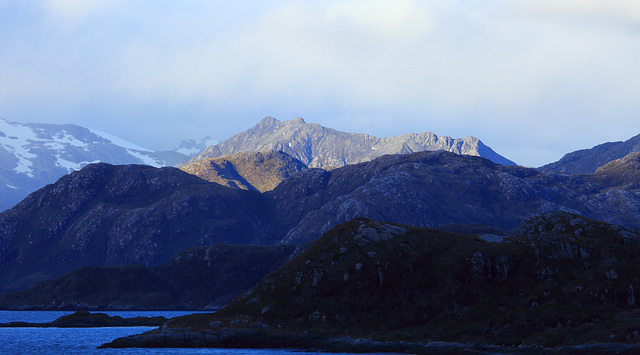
[255,116,280,129]
[188,117,516,168]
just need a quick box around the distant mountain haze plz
[0,118,213,212]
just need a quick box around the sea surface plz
[0,311,393,355]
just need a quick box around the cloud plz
[508,0,640,30]
[1,0,639,166]
[323,0,434,39]
[45,0,125,21]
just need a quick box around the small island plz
[0,310,167,328]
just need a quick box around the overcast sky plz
[1,0,639,167]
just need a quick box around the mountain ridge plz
[188,116,516,168]
[539,133,640,174]
[2,150,640,293]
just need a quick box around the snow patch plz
[175,147,201,156]
[126,149,162,167]
[88,128,152,152]
[52,130,89,148]
[54,156,100,172]
[5,184,18,190]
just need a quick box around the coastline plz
[99,327,640,354]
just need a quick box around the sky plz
[1,0,639,167]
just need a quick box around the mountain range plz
[0,118,214,212]
[188,116,516,168]
[3,115,640,350]
[2,149,640,294]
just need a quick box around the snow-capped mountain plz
[0,118,212,212]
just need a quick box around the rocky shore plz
[99,326,514,354]
[99,327,640,354]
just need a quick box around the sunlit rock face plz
[188,116,516,169]
[180,150,307,192]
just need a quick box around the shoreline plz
[98,327,640,354]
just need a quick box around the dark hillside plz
[0,243,295,310]
[104,213,640,350]
[0,163,283,293]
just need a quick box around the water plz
[0,311,376,354]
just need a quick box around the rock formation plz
[188,116,516,168]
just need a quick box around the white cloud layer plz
[45,0,125,21]
[1,0,639,167]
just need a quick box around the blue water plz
[0,311,386,354]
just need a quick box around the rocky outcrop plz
[102,213,640,350]
[180,150,307,192]
[539,133,640,174]
[590,152,640,187]
[0,243,295,310]
[189,116,516,168]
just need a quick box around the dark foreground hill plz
[0,163,284,293]
[2,150,640,294]
[102,212,640,352]
[0,243,294,310]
